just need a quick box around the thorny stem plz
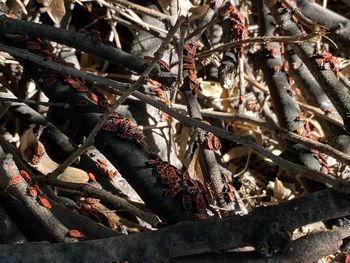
[1,43,349,192]
[47,16,185,179]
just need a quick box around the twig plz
[101,0,170,21]
[0,15,175,86]
[0,97,69,108]
[196,32,324,59]
[35,176,160,226]
[96,0,168,35]
[279,0,327,31]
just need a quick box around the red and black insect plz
[37,194,52,209]
[144,56,170,72]
[4,175,23,192]
[314,49,339,79]
[67,229,85,238]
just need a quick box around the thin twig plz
[101,0,171,21]
[196,32,324,59]
[0,97,69,108]
[35,176,161,226]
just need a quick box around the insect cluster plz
[182,41,202,95]
[147,79,170,121]
[147,157,213,215]
[102,113,145,146]
[97,158,118,181]
[217,2,248,55]
[24,37,110,109]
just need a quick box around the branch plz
[0,188,349,261]
[0,152,75,243]
[0,15,175,86]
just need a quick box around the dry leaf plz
[36,0,65,24]
[19,125,88,183]
[187,147,204,182]
[88,202,144,232]
[273,178,285,201]
[155,0,170,13]
[199,80,222,99]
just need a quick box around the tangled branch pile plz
[1,0,350,262]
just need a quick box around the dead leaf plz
[19,125,88,183]
[155,0,170,13]
[273,178,285,201]
[36,0,65,24]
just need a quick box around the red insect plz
[194,193,206,213]
[107,170,116,181]
[144,56,170,72]
[314,49,339,79]
[19,170,32,183]
[5,175,23,191]
[195,213,207,221]
[320,165,329,174]
[34,143,45,156]
[182,193,193,210]
[267,45,279,58]
[224,184,236,203]
[67,229,85,238]
[159,166,180,185]
[27,186,38,197]
[43,77,58,87]
[37,195,52,209]
[87,172,96,182]
[89,93,99,104]
[165,182,182,198]
[204,133,221,151]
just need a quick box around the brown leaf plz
[36,0,65,24]
[273,178,285,201]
